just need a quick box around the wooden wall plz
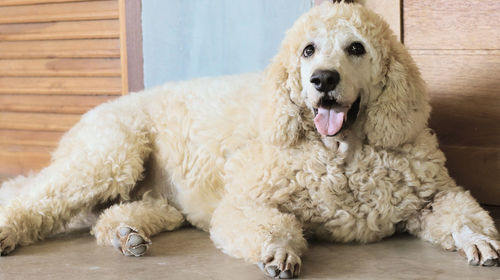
[0,0,126,175]
[404,0,500,205]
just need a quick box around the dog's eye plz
[346,42,365,56]
[302,44,315,58]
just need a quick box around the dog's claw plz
[125,233,149,256]
[111,235,121,249]
[259,247,301,278]
[456,232,500,266]
[279,270,293,279]
[113,225,151,257]
[118,226,132,237]
[127,243,148,256]
[127,233,144,246]
[482,257,497,267]
[266,265,279,277]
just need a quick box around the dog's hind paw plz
[258,246,301,279]
[0,226,17,256]
[112,225,151,257]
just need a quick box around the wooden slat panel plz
[119,0,128,94]
[404,0,500,49]
[0,20,119,41]
[413,52,500,97]
[0,39,120,59]
[0,95,115,114]
[0,0,125,177]
[0,77,122,95]
[411,52,500,148]
[0,0,97,7]
[410,49,500,56]
[0,0,118,24]
[442,146,500,205]
[0,58,121,77]
[0,112,80,131]
[0,129,62,147]
[0,144,52,175]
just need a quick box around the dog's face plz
[265,2,430,149]
[299,22,373,137]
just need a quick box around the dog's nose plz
[310,70,340,93]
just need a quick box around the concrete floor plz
[0,215,499,280]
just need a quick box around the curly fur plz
[0,1,498,276]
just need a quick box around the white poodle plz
[0,1,498,278]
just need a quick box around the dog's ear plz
[363,39,431,148]
[261,41,304,147]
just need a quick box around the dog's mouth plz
[313,95,361,137]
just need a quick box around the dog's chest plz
[281,146,429,243]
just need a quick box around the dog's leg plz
[0,103,152,255]
[92,197,184,256]
[407,190,500,266]
[210,197,307,279]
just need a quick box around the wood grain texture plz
[0,77,122,95]
[402,1,500,204]
[0,58,121,77]
[0,0,123,175]
[119,0,128,94]
[0,20,119,41]
[404,0,500,50]
[411,52,500,148]
[0,95,116,114]
[0,0,97,6]
[0,0,118,24]
[0,112,80,131]
[0,129,62,147]
[0,39,120,58]
[0,144,52,175]
[410,49,500,56]
[442,146,500,205]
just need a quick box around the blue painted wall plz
[142,0,312,87]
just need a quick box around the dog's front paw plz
[258,246,301,279]
[111,225,151,257]
[452,226,500,266]
[0,226,17,256]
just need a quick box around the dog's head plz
[263,1,430,150]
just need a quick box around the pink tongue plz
[314,107,347,136]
